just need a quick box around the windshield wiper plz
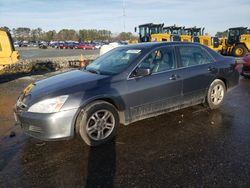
[87,69,101,74]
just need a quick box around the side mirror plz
[134,27,137,33]
[135,67,152,77]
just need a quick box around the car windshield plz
[85,47,142,75]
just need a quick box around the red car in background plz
[57,42,67,49]
[242,55,250,78]
[75,43,94,50]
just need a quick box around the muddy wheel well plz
[74,98,121,134]
[216,77,227,90]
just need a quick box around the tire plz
[233,44,247,57]
[206,79,226,109]
[77,101,119,146]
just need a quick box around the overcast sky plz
[0,0,249,35]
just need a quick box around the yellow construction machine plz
[221,27,250,57]
[151,25,205,43]
[136,23,164,43]
[151,25,185,42]
[182,27,222,52]
[129,23,164,44]
[0,29,19,70]
[182,27,203,43]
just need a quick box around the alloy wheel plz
[86,110,115,141]
[211,84,224,105]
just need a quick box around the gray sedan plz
[14,42,239,146]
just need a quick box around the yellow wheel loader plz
[0,29,20,70]
[221,27,250,57]
[182,27,222,52]
[136,23,164,43]
[151,25,184,42]
[182,27,203,43]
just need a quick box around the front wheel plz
[206,79,226,109]
[77,101,119,146]
[233,44,247,57]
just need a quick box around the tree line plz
[215,31,228,38]
[1,26,229,41]
[0,26,137,42]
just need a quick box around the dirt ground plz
[0,73,250,187]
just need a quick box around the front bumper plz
[242,65,250,77]
[14,108,79,141]
[242,70,250,76]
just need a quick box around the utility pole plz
[122,0,126,32]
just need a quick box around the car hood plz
[27,70,109,104]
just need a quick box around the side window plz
[138,46,176,73]
[178,46,212,68]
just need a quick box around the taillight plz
[234,60,243,73]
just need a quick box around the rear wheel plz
[77,101,119,146]
[206,79,226,109]
[233,44,247,57]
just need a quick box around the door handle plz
[169,74,179,80]
[208,67,216,72]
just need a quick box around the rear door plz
[175,45,217,104]
[125,45,183,122]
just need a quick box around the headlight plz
[28,95,69,113]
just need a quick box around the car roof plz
[117,42,224,61]
[119,42,203,49]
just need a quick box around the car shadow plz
[85,140,116,188]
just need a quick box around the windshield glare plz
[85,47,142,75]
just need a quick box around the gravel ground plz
[17,47,100,60]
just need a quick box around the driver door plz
[124,46,183,122]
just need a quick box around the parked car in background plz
[20,41,29,47]
[57,42,67,49]
[14,42,239,146]
[29,41,38,47]
[14,41,20,48]
[38,41,48,49]
[49,41,59,48]
[92,42,102,49]
[75,43,95,50]
[242,54,250,78]
[65,42,79,49]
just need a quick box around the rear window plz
[178,46,213,67]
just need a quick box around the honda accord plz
[14,42,239,146]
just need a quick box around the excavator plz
[0,29,19,70]
[221,27,250,57]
